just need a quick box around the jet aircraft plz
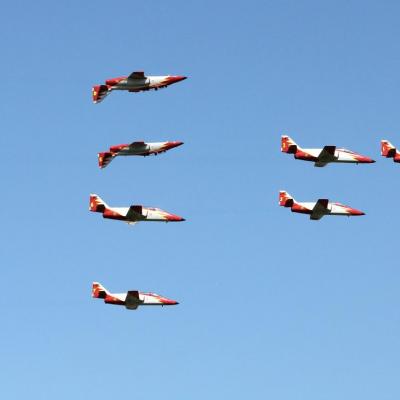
[92,282,179,310]
[98,141,183,168]
[281,135,375,167]
[279,190,365,220]
[89,194,185,224]
[381,140,400,162]
[92,71,187,103]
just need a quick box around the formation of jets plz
[280,135,400,221]
[90,70,187,310]
[98,140,183,168]
[89,69,399,309]
[92,70,187,103]
[92,282,179,310]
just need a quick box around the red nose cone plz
[166,141,184,150]
[166,213,185,222]
[351,209,365,216]
[358,156,375,163]
[162,298,179,305]
[167,76,187,85]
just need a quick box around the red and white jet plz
[92,71,187,103]
[381,140,400,162]
[92,282,179,310]
[279,190,365,220]
[281,135,375,167]
[98,140,183,169]
[89,194,185,224]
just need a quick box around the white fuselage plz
[302,148,363,163]
[118,142,169,156]
[109,206,171,221]
[112,76,170,91]
[111,292,165,305]
[297,202,352,215]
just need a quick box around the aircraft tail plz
[281,135,298,153]
[381,140,396,157]
[98,152,114,169]
[279,190,295,207]
[89,194,108,212]
[92,85,109,104]
[92,282,109,298]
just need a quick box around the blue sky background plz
[1,0,400,398]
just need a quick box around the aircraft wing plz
[315,146,336,167]
[125,290,142,310]
[126,205,144,221]
[310,199,329,220]
[129,141,147,150]
[128,71,146,80]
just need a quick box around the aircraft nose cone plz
[167,214,186,222]
[167,141,184,149]
[162,299,179,305]
[358,156,375,163]
[169,75,187,84]
[352,209,365,216]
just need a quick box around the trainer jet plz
[89,194,185,224]
[98,140,183,168]
[281,136,375,167]
[92,282,179,310]
[92,71,187,103]
[279,190,365,220]
[381,140,400,162]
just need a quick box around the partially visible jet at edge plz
[89,194,185,224]
[381,140,400,162]
[92,282,179,310]
[92,71,187,103]
[279,191,365,220]
[98,141,183,169]
[281,135,375,167]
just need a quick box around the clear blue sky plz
[1,1,400,398]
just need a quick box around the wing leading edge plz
[315,146,336,167]
[310,199,329,220]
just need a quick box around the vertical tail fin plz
[281,135,298,153]
[92,282,109,298]
[89,194,108,212]
[98,152,114,169]
[279,190,295,207]
[92,85,109,104]
[381,140,396,157]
